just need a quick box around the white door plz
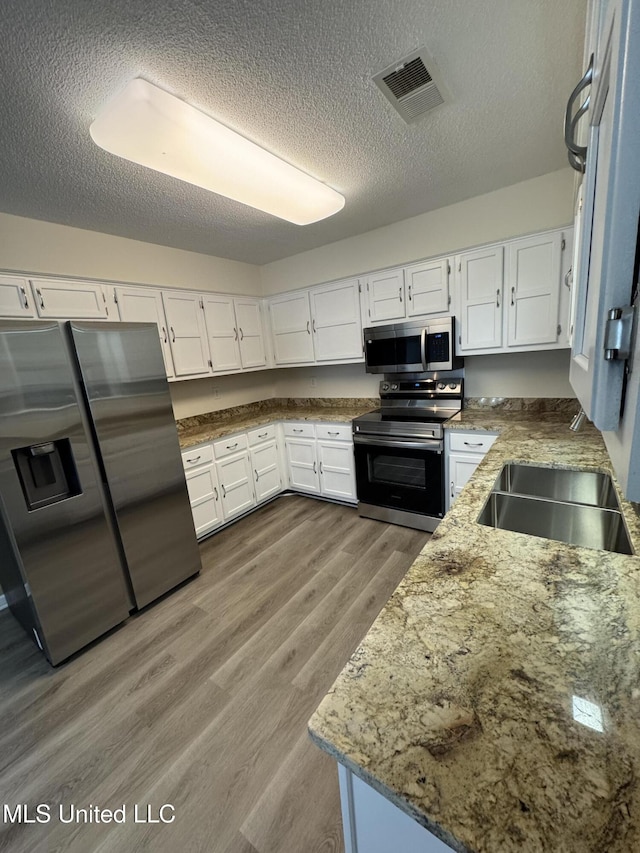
[310,279,363,362]
[457,247,504,351]
[285,438,320,494]
[0,275,35,318]
[162,291,211,377]
[506,232,563,347]
[235,297,267,369]
[269,292,315,365]
[317,440,356,502]
[447,452,485,508]
[250,440,282,502]
[114,286,175,378]
[365,269,405,323]
[405,258,450,317]
[30,278,110,320]
[217,452,256,519]
[202,294,242,373]
[185,463,223,537]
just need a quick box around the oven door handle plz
[353,434,442,451]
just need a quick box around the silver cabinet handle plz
[564,54,593,171]
[408,284,412,301]
[496,289,500,308]
[36,288,45,309]
[162,326,168,343]
[564,268,572,289]
[214,487,218,501]
[399,286,403,303]
[239,327,244,341]
[313,461,317,474]
[20,286,28,309]
[451,481,455,499]
[319,461,323,474]
[234,327,238,341]
[312,319,316,333]
[221,483,226,498]
[327,431,339,436]
[463,441,484,447]
[511,286,515,306]
[258,431,268,439]
[186,455,201,463]
[170,326,176,343]
[226,442,238,450]
[255,469,259,482]
[306,320,311,335]
[292,428,304,433]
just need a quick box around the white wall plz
[0,212,261,295]
[260,168,576,294]
[169,371,277,420]
[464,350,575,398]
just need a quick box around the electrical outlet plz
[212,387,221,399]
[310,376,318,388]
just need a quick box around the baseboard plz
[0,594,7,611]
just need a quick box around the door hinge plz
[458,261,462,273]
[366,282,370,292]
[448,294,451,306]
[561,237,566,251]
[604,305,635,361]
[447,263,451,275]
[208,359,212,369]
[557,324,561,336]
[200,298,204,309]
[358,282,362,293]
[113,288,118,304]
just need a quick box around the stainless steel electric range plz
[352,375,463,532]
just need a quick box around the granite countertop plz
[309,413,640,853]
[176,397,377,448]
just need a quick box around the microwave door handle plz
[421,328,428,370]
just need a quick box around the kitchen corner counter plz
[309,414,640,853]
[176,397,377,448]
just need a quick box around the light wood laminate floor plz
[0,496,429,853]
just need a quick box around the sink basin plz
[477,463,633,554]
[494,463,619,509]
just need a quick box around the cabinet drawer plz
[181,444,214,470]
[448,431,498,454]
[213,433,248,459]
[283,422,316,439]
[247,423,276,446]
[315,423,352,441]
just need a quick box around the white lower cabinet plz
[213,434,256,521]
[182,445,223,538]
[445,429,499,510]
[248,424,282,503]
[338,764,452,853]
[284,422,356,503]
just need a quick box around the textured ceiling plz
[0,0,587,265]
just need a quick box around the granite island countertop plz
[309,414,640,853]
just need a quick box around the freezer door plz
[69,322,201,608]
[0,320,130,664]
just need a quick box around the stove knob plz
[448,382,458,390]
[437,382,446,390]
[391,383,399,391]
[381,382,390,392]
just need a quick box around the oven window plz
[370,453,427,488]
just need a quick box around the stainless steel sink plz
[494,463,619,509]
[478,463,633,554]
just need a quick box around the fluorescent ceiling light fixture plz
[90,78,345,225]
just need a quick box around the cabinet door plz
[269,292,315,365]
[405,258,450,317]
[216,452,256,520]
[318,440,356,503]
[250,440,282,503]
[185,463,223,537]
[447,451,485,508]
[114,286,175,378]
[202,294,242,373]
[162,291,211,377]
[506,232,563,347]
[457,247,503,351]
[30,278,110,320]
[285,438,320,494]
[365,269,405,323]
[0,275,35,318]
[235,297,267,369]
[310,279,363,362]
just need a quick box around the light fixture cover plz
[89,78,345,225]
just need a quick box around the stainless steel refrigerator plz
[0,319,201,665]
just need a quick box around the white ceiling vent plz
[373,49,446,124]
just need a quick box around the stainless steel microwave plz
[363,317,460,374]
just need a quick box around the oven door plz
[353,435,444,518]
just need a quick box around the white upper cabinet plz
[365,269,405,324]
[202,293,242,373]
[234,297,267,369]
[309,279,363,362]
[457,246,504,351]
[0,275,35,318]
[162,290,211,377]
[405,258,450,317]
[113,285,175,378]
[269,291,315,365]
[506,231,563,347]
[29,278,110,320]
